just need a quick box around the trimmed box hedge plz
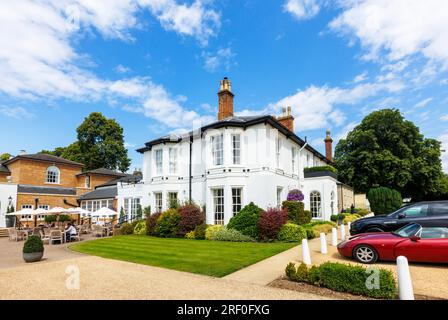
[285,262,397,299]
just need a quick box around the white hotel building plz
[117,78,340,224]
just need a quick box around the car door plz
[394,228,448,263]
[427,202,448,227]
[396,204,431,228]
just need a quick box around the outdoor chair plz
[8,228,20,241]
[49,230,63,245]
[31,228,42,238]
[92,225,103,238]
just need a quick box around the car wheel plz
[366,227,384,233]
[353,245,378,264]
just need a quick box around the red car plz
[337,223,448,264]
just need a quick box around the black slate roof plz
[136,115,329,163]
[76,167,127,177]
[17,185,77,195]
[78,186,117,200]
[4,153,84,167]
[96,174,142,188]
[0,161,10,174]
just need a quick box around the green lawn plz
[69,235,295,277]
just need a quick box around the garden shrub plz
[277,223,307,243]
[211,227,254,242]
[120,222,134,235]
[146,212,162,236]
[367,187,402,215]
[178,204,205,236]
[302,221,336,238]
[227,202,263,238]
[356,209,370,217]
[44,215,57,223]
[185,231,195,239]
[23,235,44,253]
[133,220,147,235]
[205,225,224,240]
[330,214,338,222]
[337,213,346,221]
[343,214,362,225]
[282,201,310,225]
[154,209,181,238]
[310,224,334,237]
[59,215,71,222]
[258,207,288,240]
[194,223,207,240]
[285,262,397,299]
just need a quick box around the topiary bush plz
[330,214,338,222]
[258,207,288,241]
[282,201,310,225]
[227,202,263,238]
[285,262,397,299]
[120,222,134,235]
[367,187,402,215]
[194,223,207,240]
[133,220,147,235]
[44,215,57,223]
[205,225,224,240]
[154,209,181,238]
[146,212,162,236]
[23,235,44,253]
[59,215,71,222]
[210,227,255,242]
[277,223,307,243]
[178,204,205,236]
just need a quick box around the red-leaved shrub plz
[178,204,205,236]
[146,212,162,236]
[258,208,288,240]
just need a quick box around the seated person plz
[64,223,77,242]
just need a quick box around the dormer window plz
[46,166,60,184]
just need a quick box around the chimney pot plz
[324,130,333,162]
[277,107,295,132]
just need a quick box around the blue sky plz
[0,0,447,172]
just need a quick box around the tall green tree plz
[77,112,130,172]
[0,153,11,161]
[334,109,445,201]
[40,113,130,172]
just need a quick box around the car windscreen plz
[394,223,422,237]
[421,227,448,239]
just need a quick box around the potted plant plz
[23,235,44,263]
[337,213,346,226]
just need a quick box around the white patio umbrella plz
[92,207,117,217]
[47,207,69,214]
[5,208,34,216]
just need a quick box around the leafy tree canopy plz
[40,112,130,172]
[334,109,445,201]
[0,153,11,161]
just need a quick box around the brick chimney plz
[218,77,234,120]
[324,130,333,162]
[277,106,295,132]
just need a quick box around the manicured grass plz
[70,235,296,277]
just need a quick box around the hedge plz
[282,201,311,225]
[285,262,397,299]
[304,165,337,173]
[277,223,307,243]
[367,187,402,215]
[227,202,263,238]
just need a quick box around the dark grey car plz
[350,201,448,235]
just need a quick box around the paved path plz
[0,256,328,300]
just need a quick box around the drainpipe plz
[189,134,193,203]
[298,141,308,186]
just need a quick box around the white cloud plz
[124,142,136,148]
[330,0,448,68]
[268,80,404,131]
[0,1,220,130]
[202,47,236,72]
[441,115,448,121]
[0,106,34,119]
[283,0,320,21]
[353,71,368,83]
[115,64,131,73]
[439,133,448,173]
[334,121,359,142]
[413,98,433,109]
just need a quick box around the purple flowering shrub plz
[287,189,304,202]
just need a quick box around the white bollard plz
[397,256,414,300]
[331,227,338,246]
[340,224,346,241]
[320,233,328,254]
[301,238,312,265]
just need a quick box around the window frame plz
[154,149,163,176]
[276,187,283,208]
[212,188,225,225]
[231,134,241,165]
[211,134,224,166]
[291,147,297,173]
[154,192,163,213]
[169,147,178,174]
[45,166,60,184]
[231,187,243,216]
[310,191,322,218]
